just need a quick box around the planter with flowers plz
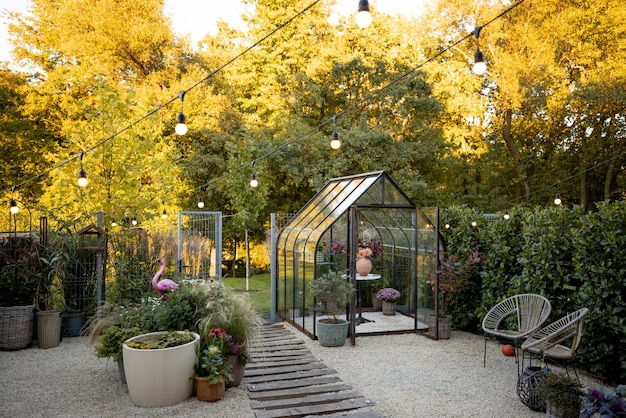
[355,237,382,277]
[375,288,401,316]
[195,327,233,402]
[427,250,485,339]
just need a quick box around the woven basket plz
[0,304,35,350]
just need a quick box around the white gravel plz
[0,324,604,418]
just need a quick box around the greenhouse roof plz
[279,171,416,253]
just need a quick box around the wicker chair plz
[482,294,552,371]
[520,307,588,379]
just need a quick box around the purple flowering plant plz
[580,385,626,418]
[375,287,400,302]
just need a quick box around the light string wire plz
[2,0,324,197]
[11,0,604,216]
[196,0,527,190]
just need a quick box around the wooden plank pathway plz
[243,323,382,418]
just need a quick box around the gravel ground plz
[0,324,604,418]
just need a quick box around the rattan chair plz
[520,307,588,379]
[482,294,552,371]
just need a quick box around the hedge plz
[440,202,626,384]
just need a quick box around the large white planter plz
[122,331,199,407]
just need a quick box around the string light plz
[77,152,88,187]
[471,220,478,227]
[554,193,562,206]
[503,211,510,220]
[250,173,258,188]
[197,196,205,209]
[356,0,372,28]
[161,201,167,219]
[472,26,487,75]
[111,219,117,227]
[330,115,341,150]
[131,216,138,226]
[9,199,19,214]
[175,91,188,135]
[2,0,531,210]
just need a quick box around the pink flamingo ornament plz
[151,258,179,299]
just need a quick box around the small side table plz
[355,274,381,325]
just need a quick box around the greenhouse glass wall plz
[275,171,441,342]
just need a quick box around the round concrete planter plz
[36,310,62,349]
[316,318,349,347]
[122,331,200,407]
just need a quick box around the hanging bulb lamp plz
[175,91,188,135]
[197,196,205,208]
[356,0,372,28]
[250,174,258,188]
[9,199,19,214]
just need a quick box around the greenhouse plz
[275,171,442,343]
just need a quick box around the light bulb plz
[503,211,510,220]
[131,217,138,226]
[175,112,187,135]
[473,50,487,75]
[554,193,562,206]
[161,209,167,219]
[197,196,205,208]
[330,131,341,150]
[356,10,372,28]
[9,199,19,214]
[250,174,258,188]
[111,220,117,227]
[77,168,88,187]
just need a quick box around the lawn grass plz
[222,273,272,314]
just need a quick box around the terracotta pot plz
[195,376,225,402]
[226,354,246,387]
[356,258,372,276]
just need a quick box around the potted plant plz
[94,326,144,383]
[309,270,355,347]
[580,384,626,418]
[537,372,582,418]
[375,287,401,316]
[36,234,76,348]
[195,327,233,402]
[427,249,485,339]
[197,286,261,386]
[122,330,199,407]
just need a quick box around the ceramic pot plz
[382,300,396,316]
[355,258,372,276]
[36,310,62,349]
[123,331,199,407]
[316,318,349,347]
